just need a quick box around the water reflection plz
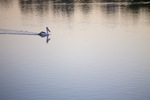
[19,0,50,4]
[100,4,119,15]
[18,0,150,20]
[79,0,93,3]
[127,3,150,13]
[0,0,13,8]
[19,0,51,15]
[127,4,142,14]
[46,35,51,43]
[80,3,92,15]
[53,0,74,3]
[121,4,150,23]
[53,3,74,17]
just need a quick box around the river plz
[0,0,150,100]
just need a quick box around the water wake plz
[0,29,38,36]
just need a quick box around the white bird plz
[38,27,51,37]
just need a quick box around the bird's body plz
[38,27,51,37]
[38,31,49,37]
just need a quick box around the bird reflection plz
[46,34,51,43]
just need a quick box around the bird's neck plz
[46,30,48,35]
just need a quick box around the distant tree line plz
[56,0,150,2]
[19,0,150,3]
[95,0,150,2]
[132,0,149,1]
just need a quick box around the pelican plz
[38,27,51,37]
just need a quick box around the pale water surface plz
[0,0,150,100]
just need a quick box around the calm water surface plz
[0,0,150,100]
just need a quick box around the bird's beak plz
[48,29,51,32]
[47,27,51,32]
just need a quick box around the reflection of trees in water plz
[53,0,74,3]
[120,3,150,24]
[19,0,75,18]
[126,4,141,14]
[80,3,92,15]
[96,0,119,2]
[18,0,150,20]
[53,4,74,17]
[131,0,149,2]
[78,0,93,3]
[99,3,150,16]
[99,3,150,25]
[19,0,50,4]
[100,4,119,15]
[53,0,149,3]
[0,0,13,8]
[126,3,150,14]
[19,0,50,15]
[53,0,93,3]
[95,0,150,2]
[126,4,150,20]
